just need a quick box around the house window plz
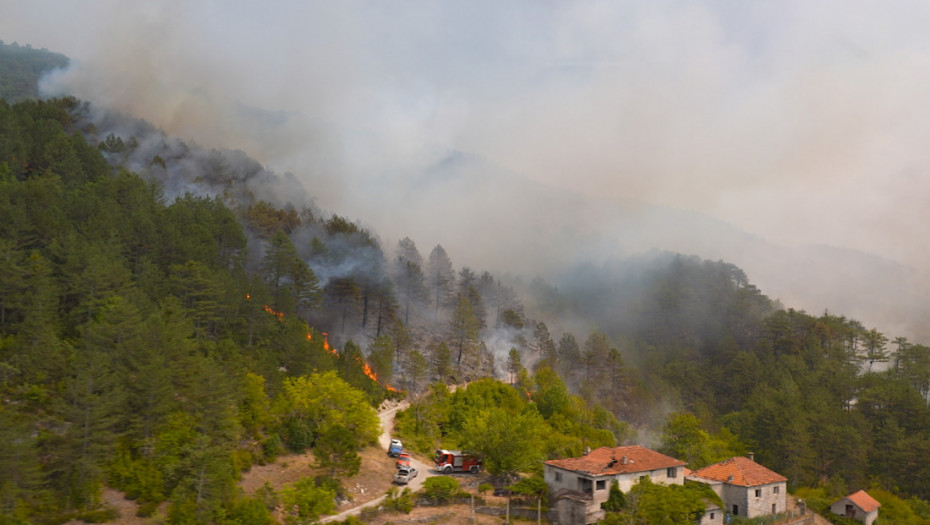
[732,505,739,516]
[579,478,593,494]
[774,486,780,494]
[596,480,606,491]
[667,467,677,478]
[772,504,777,514]
[710,513,715,520]
[755,489,762,497]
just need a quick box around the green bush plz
[76,507,120,523]
[419,476,465,504]
[108,452,165,506]
[255,482,278,511]
[224,496,274,525]
[136,501,159,518]
[261,434,284,460]
[383,487,415,513]
[279,477,336,524]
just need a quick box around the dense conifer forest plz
[4,43,930,525]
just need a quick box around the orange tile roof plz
[545,446,685,476]
[690,456,786,487]
[845,490,881,513]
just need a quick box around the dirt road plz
[320,400,438,522]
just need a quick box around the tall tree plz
[56,349,127,508]
[448,293,480,369]
[405,349,429,393]
[325,277,361,336]
[366,334,395,386]
[261,230,321,313]
[458,267,487,330]
[898,343,930,404]
[426,244,455,320]
[392,237,427,325]
[862,328,889,372]
[557,332,581,386]
[532,322,556,363]
[433,342,452,383]
[507,348,524,384]
[0,407,44,518]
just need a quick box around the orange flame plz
[354,356,400,392]
[321,332,334,354]
[250,294,397,390]
[356,356,378,382]
[262,304,285,321]
[314,331,338,356]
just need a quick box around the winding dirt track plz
[320,400,438,523]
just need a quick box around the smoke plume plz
[5,1,930,339]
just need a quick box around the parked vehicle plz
[396,452,411,469]
[388,438,403,457]
[434,449,482,474]
[393,466,418,485]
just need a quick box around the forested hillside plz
[4,46,930,525]
[0,41,68,103]
[0,97,392,524]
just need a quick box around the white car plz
[393,466,418,485]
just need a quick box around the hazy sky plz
[3,1,930,280]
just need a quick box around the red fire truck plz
[434,449,482,474]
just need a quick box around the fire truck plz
[434,449,482,474]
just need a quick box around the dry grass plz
[238,445,399,513]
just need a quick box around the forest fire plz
[357,356,378,382]
[249,294,397,390]
[262,304,285,321]
[306,330,337,356]
[356,356,399,392]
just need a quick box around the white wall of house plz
[614,465,685,492]
[544,465,586,495]
[831,500,879,525]
[721,482,786,518]
[545,464,686,522]
[698,503,724,525]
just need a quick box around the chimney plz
[748,452,755,462]
[584,446,591,455]
[621,455,628,465]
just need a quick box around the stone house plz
[687,454,787,519]
[544,445,686,524]
[692,477,725,525]
[831,490,880,525]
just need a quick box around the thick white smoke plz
[4,0,930,339]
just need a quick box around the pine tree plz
[449,294,480,369]
[426,245,455,320]
[392,237,427,325]
[405,349,428,393]
[56,349,127,508]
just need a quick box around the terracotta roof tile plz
[845,490,881,513]
[690,456,786,487]
[545,446,685,476]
